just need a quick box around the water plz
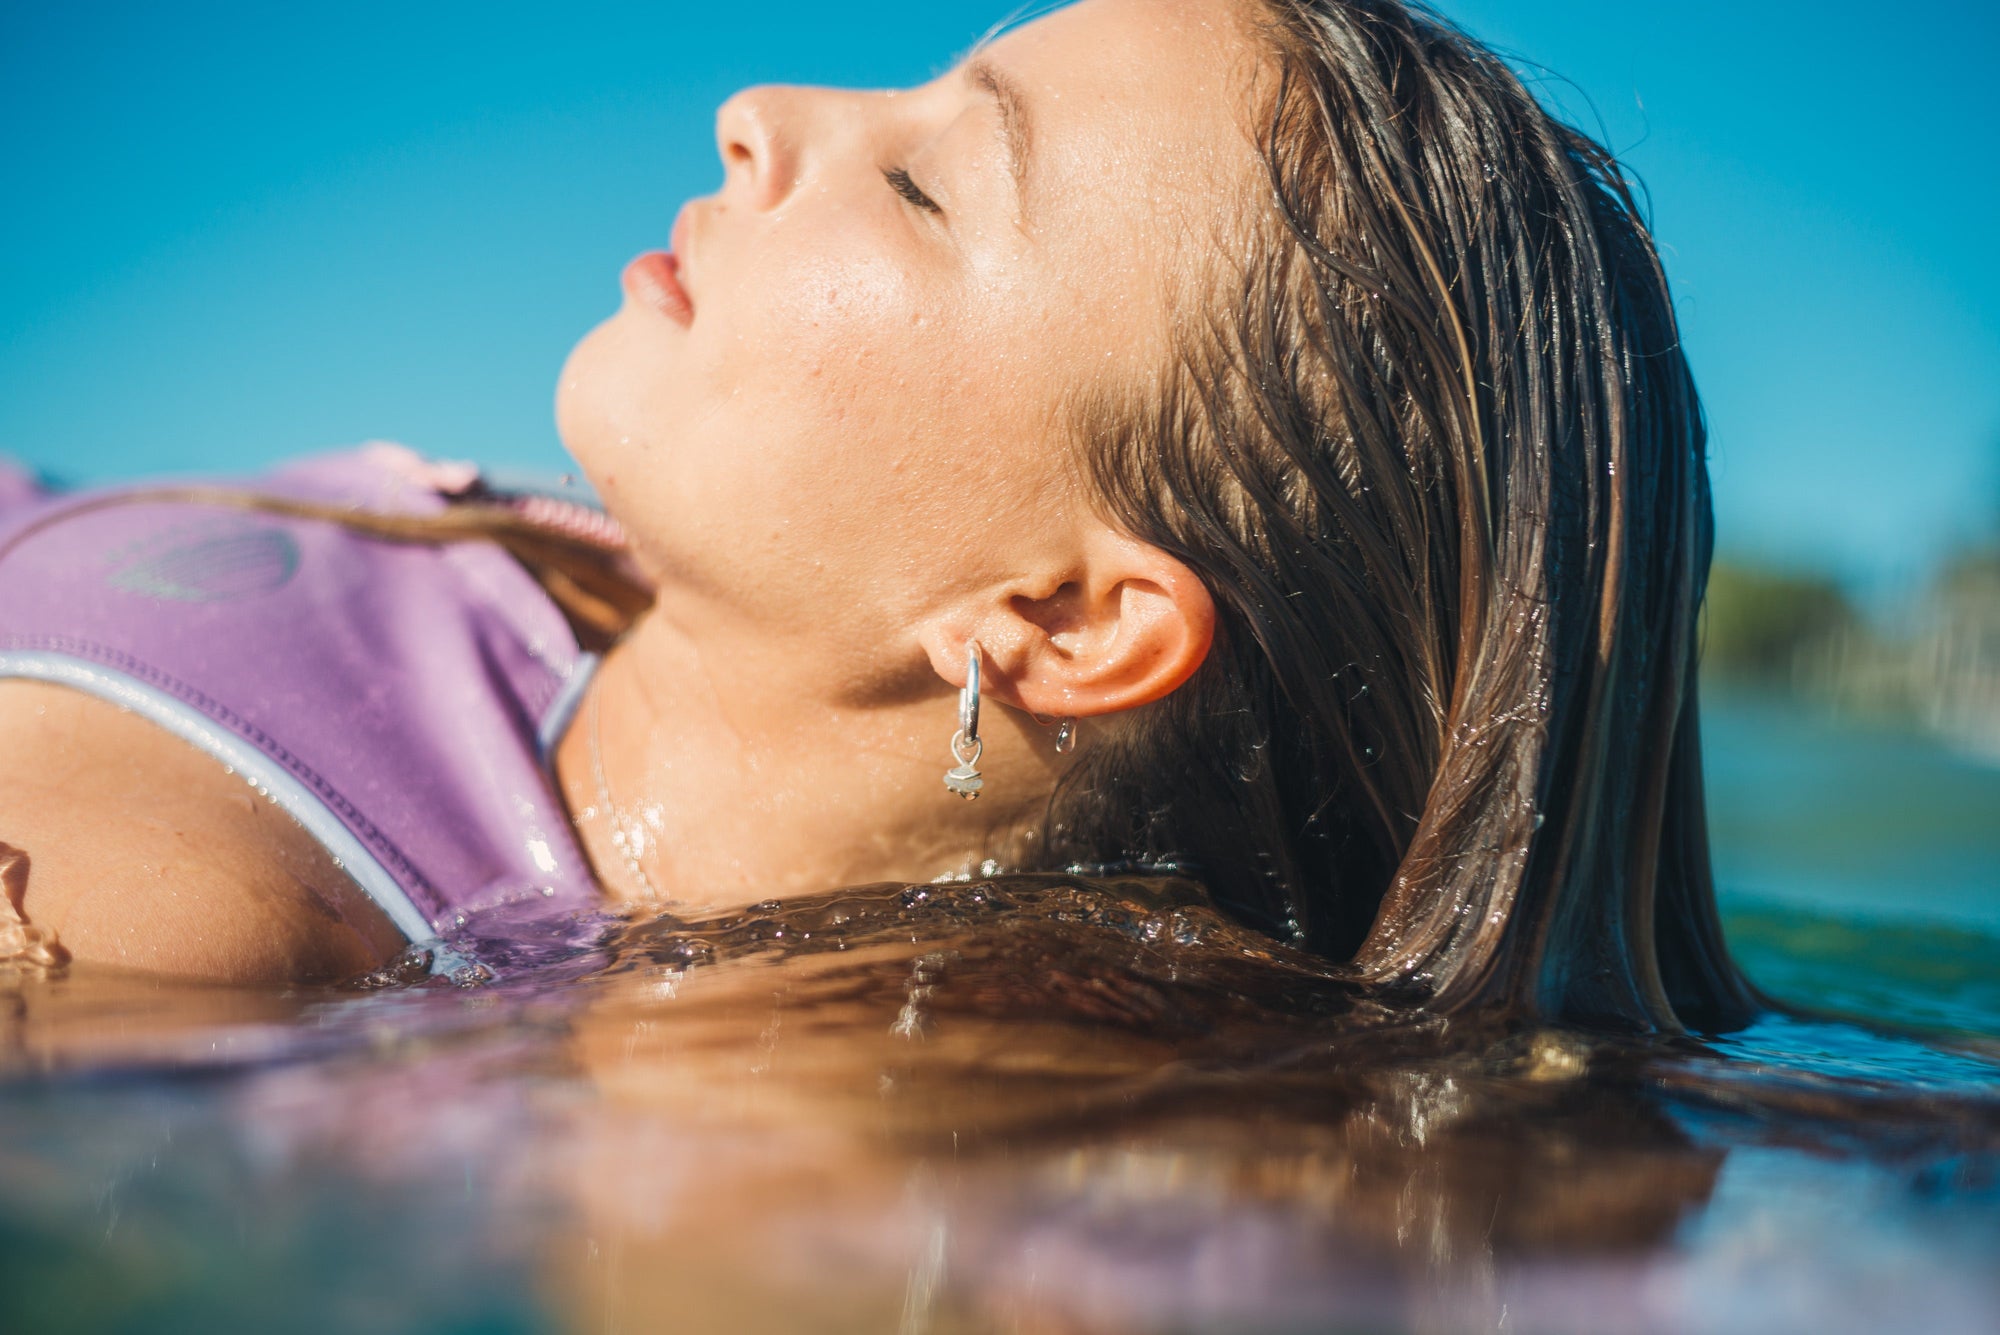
[1705,692,2000,1038]
[2,700,1997,1334]
[1704,695,2000,928]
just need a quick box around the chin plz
[552,312,687,558]
[553,316,623,483]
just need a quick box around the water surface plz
[2,700,1997,1334]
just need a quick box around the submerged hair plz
[1033,0,1754,1033]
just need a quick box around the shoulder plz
[0,680,407,985]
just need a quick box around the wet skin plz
[0,680,405,983]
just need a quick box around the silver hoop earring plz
[944,641,984,799]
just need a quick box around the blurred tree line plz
[1701,435,2000,758]
[1702,563,1857,684]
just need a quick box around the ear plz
[923,530,1215,720]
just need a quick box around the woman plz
[0,0,1752,1031]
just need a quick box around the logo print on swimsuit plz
[106,527,301,602]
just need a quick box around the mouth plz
[620,205,697,326]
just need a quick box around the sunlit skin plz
[551,0,1264,907]
[0,0,1268,981]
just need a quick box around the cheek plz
[727,248,1086,552]
[728,239,927,424]
[714,244,967,493]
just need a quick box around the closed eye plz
[883,166,942,215]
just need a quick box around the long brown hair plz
[1031,0,1755,1033]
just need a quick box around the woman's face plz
[557,0,1260,687]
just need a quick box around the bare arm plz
[0,681,407,985]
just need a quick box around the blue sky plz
[3,0,1995,595]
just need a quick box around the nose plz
[714,85,806,211]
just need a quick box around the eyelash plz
[883,166,942,215]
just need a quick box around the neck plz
[553,608,1061,912]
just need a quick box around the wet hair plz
[1031,0,1755,1033]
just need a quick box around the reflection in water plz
[2,876,1998,1333]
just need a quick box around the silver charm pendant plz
[944,729,983,800]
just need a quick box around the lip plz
[621,251,693,326]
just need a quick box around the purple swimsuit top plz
[0,445,607,955]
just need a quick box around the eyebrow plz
[966,56,1032,223]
